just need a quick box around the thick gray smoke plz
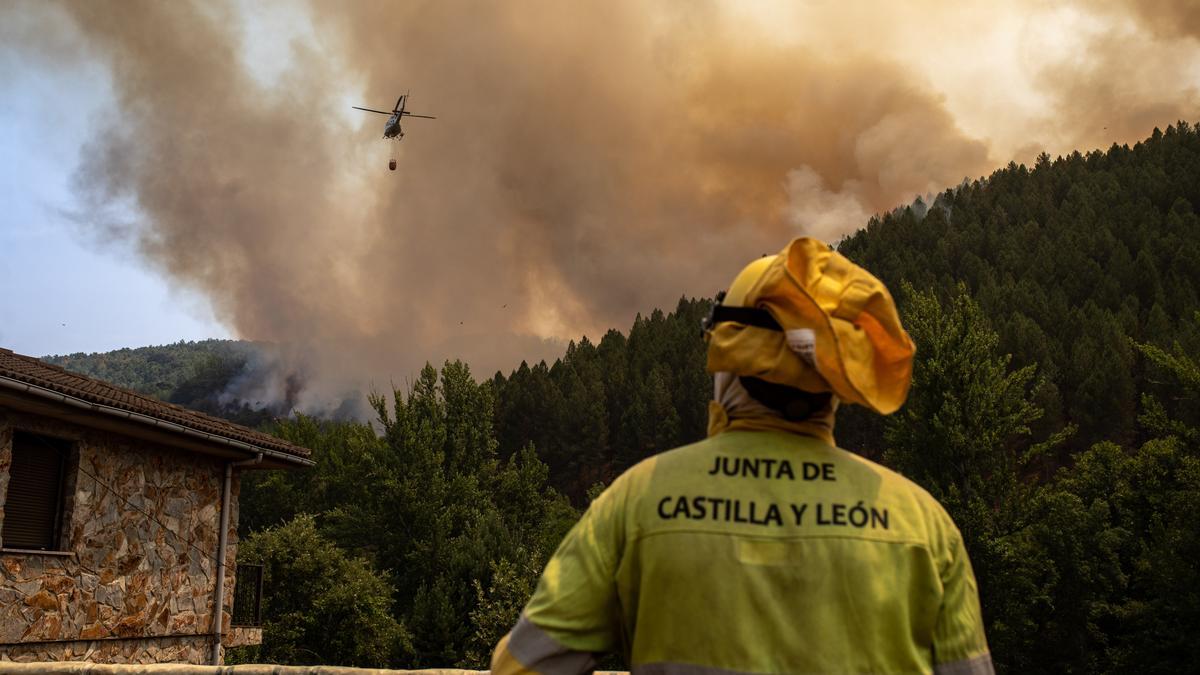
[8,0,1199,411]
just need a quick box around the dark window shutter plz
[2,432,68,550]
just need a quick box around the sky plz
[0,22,231,356]
[1,0,1198,408]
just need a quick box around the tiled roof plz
[0,347,311,461]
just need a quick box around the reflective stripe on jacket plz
[492,430,993,675]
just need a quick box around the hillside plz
[41,339,281,427]
[840,122,1200,453]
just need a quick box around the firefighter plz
[492,237,993,675]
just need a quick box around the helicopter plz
[353,93,436,170]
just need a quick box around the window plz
[2,431,70,551]
[232,563,264,627]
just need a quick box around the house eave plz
[0,375,314,469]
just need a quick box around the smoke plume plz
[10,0,1200,410]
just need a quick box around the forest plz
[44,122,1200,673]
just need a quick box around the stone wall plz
[0,636,209,665]
[0,663,506,674]
[0,409,241,664]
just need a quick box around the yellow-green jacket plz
[492,429,993,674]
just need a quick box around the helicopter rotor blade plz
[401,113,437,119]
[353,106,394,115]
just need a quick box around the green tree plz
[233,514,411,667]
[239,416,394,538]
[1133,312,1200,447]
[884,284,1046,513]
[882,284,1069,669]
[233,361,575,669]
[1031,437,1200,673]
[463,555,543,666]
[365,361,575,667]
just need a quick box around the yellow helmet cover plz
[706,237,915,414]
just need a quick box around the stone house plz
[0,347,313,665]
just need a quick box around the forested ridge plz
[43,123,1200,673]
[43,340,252,401]
[41,339,283,427]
